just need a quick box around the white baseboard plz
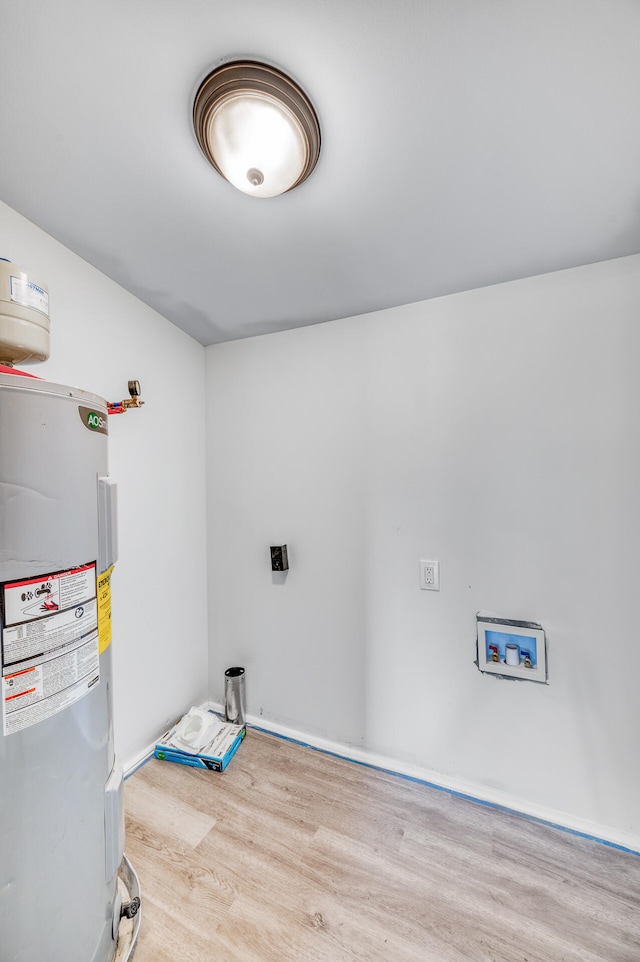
[202,701,640,855]
[123,741,156,779]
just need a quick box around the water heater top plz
[0,369,107,414]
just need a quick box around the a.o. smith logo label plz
[78,405,108,435]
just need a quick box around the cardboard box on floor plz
[154,712,246,771]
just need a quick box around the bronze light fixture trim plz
[193,60,321,198]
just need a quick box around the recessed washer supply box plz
[154,717,245,771]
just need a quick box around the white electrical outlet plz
[419,560,440,591]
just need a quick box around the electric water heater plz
[0,260,139,961]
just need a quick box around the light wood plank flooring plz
[125,729,640,962]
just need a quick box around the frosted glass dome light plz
[194,61,321,198]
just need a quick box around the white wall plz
[0,200,209,764]
[206,254,640,845]
[5,193,637,844]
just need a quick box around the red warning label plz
[1,563,99,736]
[2,563,96,628]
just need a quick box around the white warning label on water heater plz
[1,563,99,736]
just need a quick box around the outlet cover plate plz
[419,560,440,590]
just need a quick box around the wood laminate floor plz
[125,729,640,962]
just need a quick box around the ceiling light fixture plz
[193,60,321,198]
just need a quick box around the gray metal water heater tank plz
[0,370,125,962]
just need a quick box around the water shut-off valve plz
[107,380,144,415]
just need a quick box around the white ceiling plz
[1,1,639,346]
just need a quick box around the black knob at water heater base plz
[270,545,288,571]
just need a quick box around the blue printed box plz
[154,716,245,771]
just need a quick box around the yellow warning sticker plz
[97,565,114,654]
